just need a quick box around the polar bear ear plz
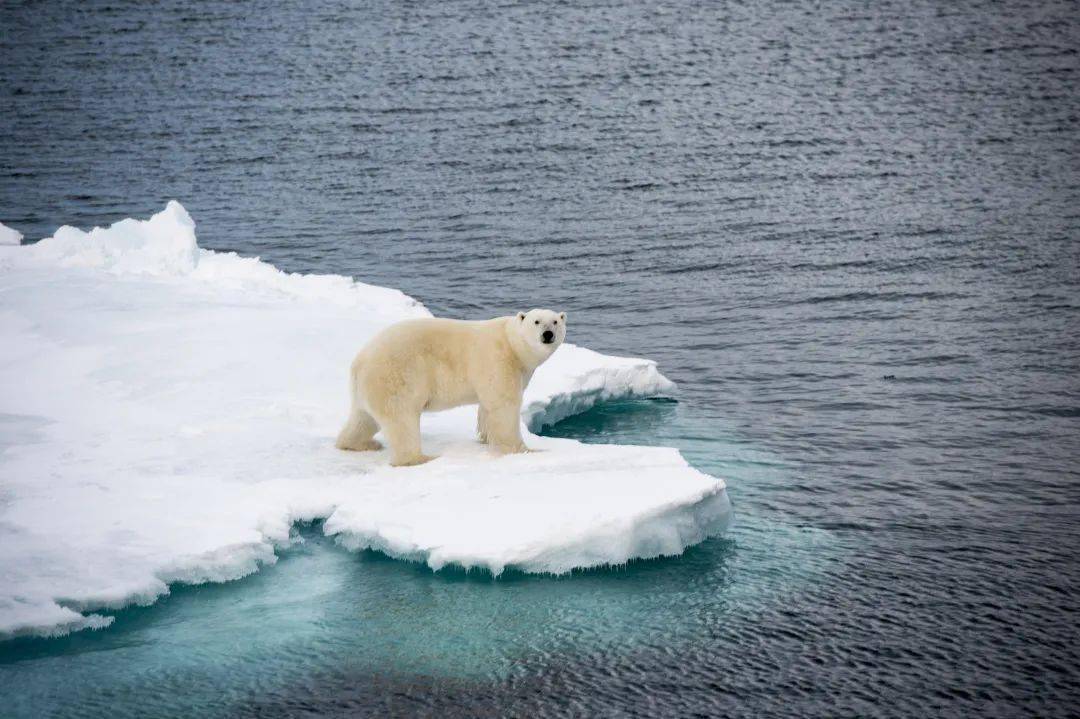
[559,312,567,322]
[517,311,526,321]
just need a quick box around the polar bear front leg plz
[483,401,528,454]
[378,410,434,467]
[476,405,489,444]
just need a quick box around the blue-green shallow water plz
[1,401,825,718]
[4,0,1080,715]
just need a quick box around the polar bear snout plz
[519,309,567,351]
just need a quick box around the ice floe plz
[0,203,730,638]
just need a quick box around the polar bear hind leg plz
[335,407,382,451]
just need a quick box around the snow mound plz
[0,222,22,246]
[0,203,730,639]
[31,200,199,273]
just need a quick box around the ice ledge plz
[325,440,729,577]
[331,472,730,577]
[525,344,677,432]
[0,203,730,639]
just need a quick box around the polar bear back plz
[355,317,522,413]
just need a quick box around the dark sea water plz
[3,0,1080,716]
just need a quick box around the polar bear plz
[335,309,567,466]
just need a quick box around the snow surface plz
[0,222,23,246]
[0,203,730,639]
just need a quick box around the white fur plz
[336,309,567,466]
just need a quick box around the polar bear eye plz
[553,320,558,325]
[534,320,539,325]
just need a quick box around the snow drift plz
[0,203,730,639]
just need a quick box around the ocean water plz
[2,0,1080,716]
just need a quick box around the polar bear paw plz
[336,438,383,452]
[391,453,436,467]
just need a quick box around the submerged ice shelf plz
[0,203,730,639]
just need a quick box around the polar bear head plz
[514,308,567,358]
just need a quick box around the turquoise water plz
[1,401,827,717]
